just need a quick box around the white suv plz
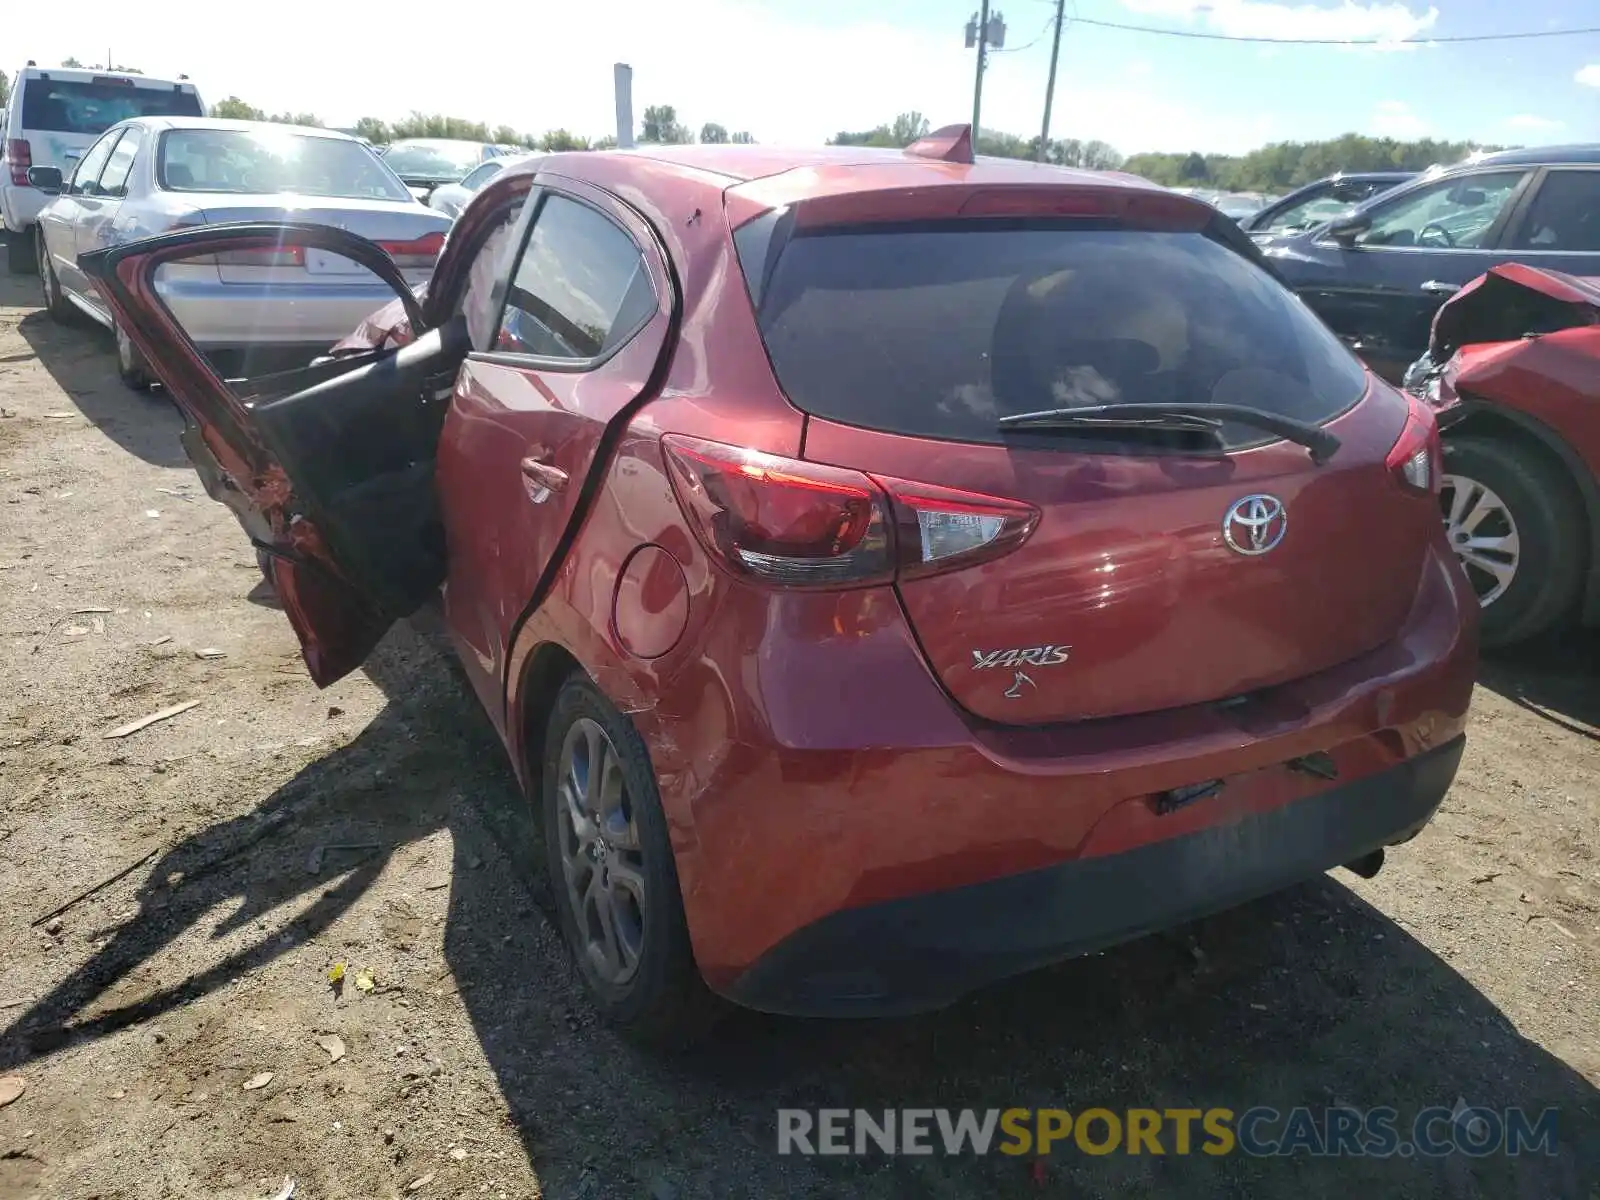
[2,63,204,272]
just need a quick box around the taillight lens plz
[378,232,446,268]
[661,434,1039,589]
[1386,393,1442,495]
[6,140,33,187]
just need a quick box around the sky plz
[7,0,1599,155]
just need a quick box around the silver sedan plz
[428,153,540,219]
[30,116,451,389]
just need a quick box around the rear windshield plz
[157,129,411,201]
[381,141,483,179]
[21,78,201,135]
[737,221,1369,448]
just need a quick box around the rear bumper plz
[729,735,1465,1017]
[1,185,47,234]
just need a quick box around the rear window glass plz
[21,79,201,135]
[157,129,411,201]
[739,222,1368,448]
[381,141,483,180]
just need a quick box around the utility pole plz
[966,5,1005,142]
[1037,0,1065,161]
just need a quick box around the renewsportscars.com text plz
[776,1106,1559,1158]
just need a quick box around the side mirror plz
[27,165,64,194]
[1324,210,1370,245]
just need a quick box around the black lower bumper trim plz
[726,735,1466,1018]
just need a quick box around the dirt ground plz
[0,266,1597,1200]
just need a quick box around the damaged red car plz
[80,130,1478,1039]
[1404,263,1600,647]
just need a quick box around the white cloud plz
[1118,0,1437,45]
[1577,64,1600,88]
[1500,114,1564,132]
[1368,99,1430,138]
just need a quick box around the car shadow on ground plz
[1479,628,1600,742]
[2,624,1596,1197]
[15,309,189,469]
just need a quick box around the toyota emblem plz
[1222,494,1287,556]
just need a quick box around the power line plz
[1065,15,1600,45]
[992,14,1059,52]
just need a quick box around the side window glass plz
[494,194,656,361]
[1510,171,1600,253]
[97,126,144,197]
[457,198,527,349]
[1355,171,1526,250]
[68,131,121,197]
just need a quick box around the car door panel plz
[76,221,460,687]
[52,129,122,294]
[435,178,677,727]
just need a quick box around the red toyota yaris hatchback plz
[80,127,1479,1040]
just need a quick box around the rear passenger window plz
[1511,171,1600,253]
[495,194,655,361]
[67,130,121,196]
[97,126,143,197]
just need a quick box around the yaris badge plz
[1222,494,1287,556]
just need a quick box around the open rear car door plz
[78,222,470,687]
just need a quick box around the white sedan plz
[30,116,451,389]
[428,153,541,219]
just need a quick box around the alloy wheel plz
[1441,472,1521,607]
[555,716,646,986]
[37,236,57,308]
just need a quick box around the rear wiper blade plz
[998,402,1341,464]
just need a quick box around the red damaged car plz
[1404,263,1600,647]
[79,128,1478,1039]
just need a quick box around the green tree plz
[539,129,591,151]
[731,131,755,145]
[0,70,9,107]
[352,116,390,144]
[830,112,930,148]
[61,57,84,68]
[593,135,618,151]
[389,112,491,141]
[268,111,323,127]
[491,125,521,146]
[699,122,729,144]
[640,105,691,144]
[209,96,265,121]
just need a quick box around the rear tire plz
[37,229,76,323]
[1440,434,1585,647]
[540,673,719,1045]
[6,229,37,275]
[115,321,155,392]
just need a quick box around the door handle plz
[1420,280,1460,295]
[519,456,567,503]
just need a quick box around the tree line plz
[195,94,1503,193]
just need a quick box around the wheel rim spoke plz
[554,714,647,986]
[1440,473,1520,607]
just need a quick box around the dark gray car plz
[1262,146,1600,381]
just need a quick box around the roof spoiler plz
[905,124,974,165]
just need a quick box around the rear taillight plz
[214,246,306,267]
[6,140,33,187]
[1386,393,1442,495]
[661,434,1039,589]
[378,232,446,268]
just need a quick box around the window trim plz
[67,128,124,197]
[1499,166,1600,256]
[1313,168,1535,254]
[469,182,667,375]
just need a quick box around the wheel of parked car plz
[114,321,156,392]
[1441,435,1585,647]
[36,231,75,323]
[6,230,38,275]
[540,672,716,1043]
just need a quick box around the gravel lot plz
[1,268,1597,1200]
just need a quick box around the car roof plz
[1456,144,1600,167]
[123,115,360,140]
[549,142,1165,196]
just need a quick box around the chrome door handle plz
[519,456,567,503]
[1420,280,1460,295]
